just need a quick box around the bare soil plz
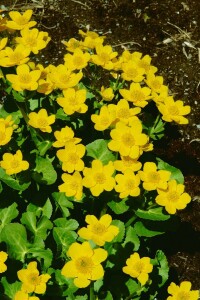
[2,0,200,291]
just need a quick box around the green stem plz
[89,283,95,300]
[124,287,144,300]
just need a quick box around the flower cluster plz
[0,9,195,300]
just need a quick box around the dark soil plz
[2,0,200,291]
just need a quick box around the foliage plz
[0,8,198,300]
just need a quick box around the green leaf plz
[125,278,140,296]
[54,218,79,231]
[38,140,53,156]
[1,277,21,299]
[133,221,164,237]
[56,108,70,121]
[1,223,29,261]
[27,198,53,219]
[12,90,25,102]
[53,228,77,256]
[52,192,74,217]
[0,203,19,236]
[94,278,103,293]
[21,212,53,239]
[32,155,57,185]
[86,139,116,165]
[104,291,113,300]
[156,250,169,287]
[27,248,53,270]
[108,199,129,214]
[0,168,30,191]
[157,158,184,184]
[111,220,125,243]
[123,226,140,251]
[135,207,170,221]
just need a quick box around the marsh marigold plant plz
[0,9,194,300]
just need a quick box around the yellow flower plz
[155,179,191,214]
[100,86,114,102]
[48,64,82,90]
[123,252,153,285]
[108,99,141,125]
[17,261,51,294]
[157,97,191,124]
[56,142,85,173]
[0,115,16,128]
[62,37,84,52]
[0,150,29,175]
[6,64,41,91]
[108,120,148,159]
[58,171,83,201]
[0,37,8,50]
[61,241,107,288]
[14,290,40,300]
[83,159,115,196]
[0,15,7,32]
[15,28,51,54]
[0,122,13,146]
[119,82,152,107]
[28,108,55,133]
[121,62,145,82]
[0,251,8,273]
[53,126,81,148]
[115,169,140,198]
[79,29,105,49]
[0,44,30,67]
[64,48,90,71]
[114,155,142,173]
[138,162,171,191]
[91,45,118,70]
[6,10,37,30]
[167,281,199,300]
[152,85,169,104]
[145,72,164,93]
[91,105,115,131]
[57,88,87,115]
[78,214,119,246]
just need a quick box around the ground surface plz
[2,0,200,290]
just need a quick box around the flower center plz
[19,73,32,84]
[167,191,179,202]
[68,96,78,106]
[75,257,94,274]
[26,37,37,47]
[10,52,25,64]
[177,291,190,300]
[94,172,106,184]
[16,16,28,26]
[134,261,144,273]
[168,105,179,116]
[70,180,79,191]
[73,56,84,68]
[125,179,135,190]
[121,133,135,147]
[131,90,144,102]
[27,273,40,285]
[127,68,138,78]
[67,153,79,165]
[100,116,110,126]
[117,108,130,119]
[92,223,107,235]
[37,118,48,128]
[151,79,161,91]
[100,52,110,63]
[148,172,160,183]
[11,159,20,169]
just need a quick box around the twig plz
[113,41,141,47]
[71,0,91,10]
